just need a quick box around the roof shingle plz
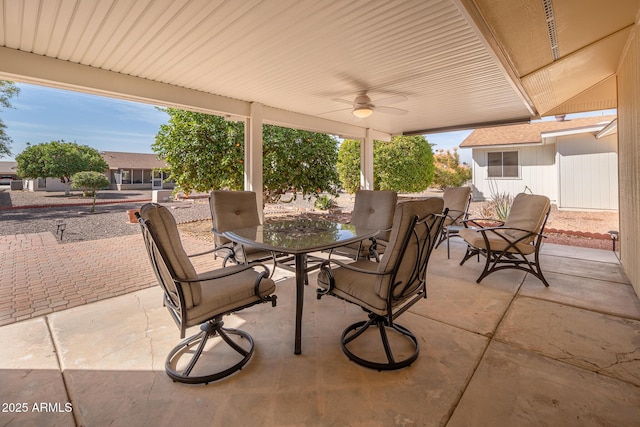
[460,115,617,148]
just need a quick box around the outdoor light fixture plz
[352,107,373,118]
[56,219,67,241]
[608,230,619,252]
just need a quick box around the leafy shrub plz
[337,135,434,194]
[432,148,472,190]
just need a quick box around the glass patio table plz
[223,218,379,355]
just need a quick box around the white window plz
[488,151,519,178]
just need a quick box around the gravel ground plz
[0,189,212,243]
[0,188,620,249]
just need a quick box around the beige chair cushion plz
[209,191,261,246]
[503,193,550,243]
[186,264,276,327]
[209,190,275,263]
[442,186,471,226]
[459,228,536,255]
[459,193,550,255]
[350,190,397,240]
[322,198,444,315]
[140,203,201,308]
[341,190,397,257]
[377,198,444,298]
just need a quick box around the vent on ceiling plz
[543,0,560,60]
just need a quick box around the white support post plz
[245,102,264,221]
[360,128,375,190]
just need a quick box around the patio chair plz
[331,190,397,261]
[435,186,472,258]
[137,203,277,384]
[317,198,446,370]
[209,190,283,275]
[459,193,551,287]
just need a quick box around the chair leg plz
[340,314,419,371]
[165,318,254,384]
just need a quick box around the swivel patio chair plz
[209,190,283,275]
[435,186,472,258]
[331,190,397,261]
[137,203,277,384]
[459,193,551,286]
[317,198,446,370]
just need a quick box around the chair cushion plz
[319,260,388,315]
[442,186,471,226]
[376,197,444,299]
[186,265,276,327]
[503,193,550,243]
[140,204,201,308]
[350,190,397,241]
[459,227,536,255]
[210,191,261,245]
[232,244,276,264]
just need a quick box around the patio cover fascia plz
[0,46,392,209]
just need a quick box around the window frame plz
[487,150,519,178]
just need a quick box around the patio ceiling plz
[0,0,638,138]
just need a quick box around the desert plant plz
[314,195,337,211]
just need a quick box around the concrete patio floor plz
[1,238,639,426]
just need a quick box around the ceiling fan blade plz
[374,106,408,115]
[318,107,352,115]
[373,95,407,106]
[331,98,354,106]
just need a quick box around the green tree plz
[153,108,341,203]
[71,171,110,212]
[153,109,245,194]
[432,148,472,190]
[0,81,20,158]
[336,139,361,194]
[263,125,339,203]
[15,140,108,195]
[337,135,435,193]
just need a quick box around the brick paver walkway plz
[0,232,216,326]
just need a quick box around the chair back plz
[375,198,445,302]
[209,191,261,246]
[351,190,397,240]
[442,186,471,226]
[503,193,550,243]
[138,203,201,311]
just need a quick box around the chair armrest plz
[472,226,546,246]
[462,217,505,228]
[445,208,466,219]
[187,246,230,258]
[178,263,269,283]
[316,259,390,298]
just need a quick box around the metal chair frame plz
[137,208,277,384]
[459,208,551,287]
[317,207,447,370]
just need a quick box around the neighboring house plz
[460,115,618,211]
[0,161,18,180]
[19,151,174,192]
[101,151,173,191]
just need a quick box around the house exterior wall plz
[470,144,557,202]
[618,18,640,296]
[556,133,618,210]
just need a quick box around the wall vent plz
[543,0,560,60]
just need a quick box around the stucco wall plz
[618,19,640,296]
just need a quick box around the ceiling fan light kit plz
[353,106,373,118]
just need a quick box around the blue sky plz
[2,82,614,164]
[3,83,169,161]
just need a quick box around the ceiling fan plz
[331,92,408,118]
